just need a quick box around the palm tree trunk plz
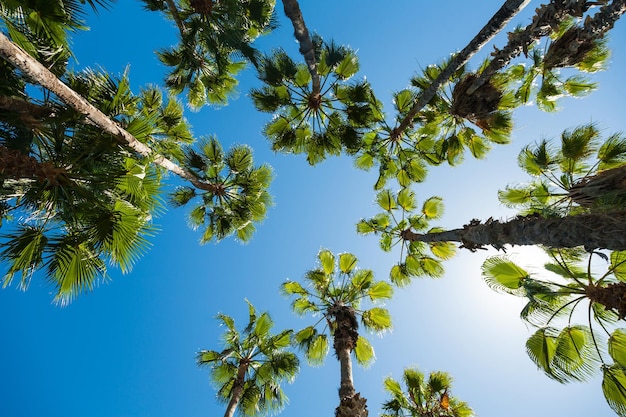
[224,362,249,417]
[465,0,601,95]
[401,212,626,251]
[281,0,321,96]
[164,0,187,34]
[544,0,626,69]
[332,306,367,417]
[394,0,530,138]
[0,145,68,185]
[0,32,220,194]
[568,164,626,207]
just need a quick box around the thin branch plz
[281,0,320,96]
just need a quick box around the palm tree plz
[252,41,382,165]
[169,137,273,243]
[0,68,173,304]
[392,0,530,138]
[281,249,394,417]
[481,247,626,415]
[197,301,299,417]
[462,0,608,97]
[381,367,474,417]
[357,189,457,286]
[0,27,271,300]
[141,0,277,107]
[355,60,516,192]
[498,123,626,214]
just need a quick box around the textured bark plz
[0,145,69,186]
[281,0,320,95]
[544,0,626,69]
[568,165,626,208]
[224,362,249,417]
[401,212,626,251]
[330,305,367,417]
[394,0,530,138]
[164,0,187,33]
[466,0,603,95]
[586,282,626,319]
[0,32,220,193]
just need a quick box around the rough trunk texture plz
[394,0,530,137]
[281,0,321,95]
[586,282,626,319]
[224,362,249,417]
[568,165,626,208]
[401,212,626,251]
[466,0,599,95]
[544,0,626,69]
[330,305,368,417]
[0,145,69,186]
[0,32,219,193]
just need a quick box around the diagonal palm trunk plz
[465,0,606,95]
[544,0,626,69]
[224,362,249,417]
[401,212,626,251]
[281,0,321,96]
[0,32,221,194]
[331,306,368,417]
[393,0,530,138]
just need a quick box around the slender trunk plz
[331,306,367,417]
[0,32,219,193]
[224,362,249,417]
[401,212,626,251]
[164,0,187,34]
[466,0,600,95]
[281,0,321,96]
[394,0,530,138]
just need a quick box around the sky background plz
[1,1,626,417]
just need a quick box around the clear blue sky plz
[1,1,625,417]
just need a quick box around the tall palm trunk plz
[281,0,320,96]
[224,362,249,417]
[394,0,530,138]
[331,305,368,417]
[0,32,221,194]
[401,212,626,251]
[465,0,603,95]
[544,0,626,69]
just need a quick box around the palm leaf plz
[361,307,392,332]
[610,329,626,367]
[602,365,626,417]
[482,256,528,295]
[526,327,561,382]
[354,335,375,366]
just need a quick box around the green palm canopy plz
[382,366,474,417]
[197,301,299,417]
[281,248,393,417]
[482,248,626,416]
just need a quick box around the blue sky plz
[1,1,626,417]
